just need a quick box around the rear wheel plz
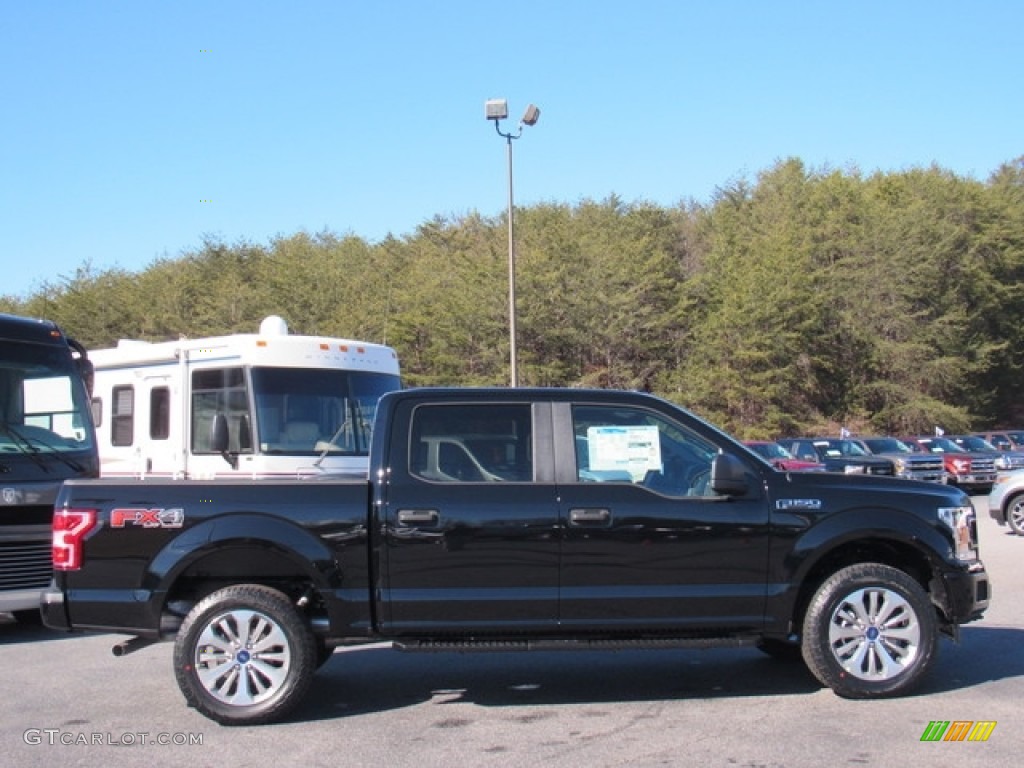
[1007,494,1024,535]
[173,584,316,725]
[802,563,936,698]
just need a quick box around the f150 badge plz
[110,507,185,528]
[775,499,822,510]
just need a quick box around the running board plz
[394,636,757,653]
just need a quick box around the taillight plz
[53,508,97,570]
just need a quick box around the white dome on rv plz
[259,315,290,336]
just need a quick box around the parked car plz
[975,430,1024,451]
[902,436,997,493]
[743,441,825,471]
[988,470,1024,535]
[776,438,895,476]
[852,437,946,483]
[949,434,1024,472]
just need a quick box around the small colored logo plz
[920,721,996,742]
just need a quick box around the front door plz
[556,401,770,633]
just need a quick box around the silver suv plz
[989,470,1024,535]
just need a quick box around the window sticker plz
[587,425,662,481]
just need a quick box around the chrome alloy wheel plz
[194,609,292,706]
[1008,496,1024,535]
[827,586,921,681]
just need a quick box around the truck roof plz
[0,313,67,346]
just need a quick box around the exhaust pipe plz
[111,636,156,657]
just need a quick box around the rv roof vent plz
[259,315,289,336]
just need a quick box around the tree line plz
[5,156,1023,439]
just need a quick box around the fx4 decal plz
[110,507,185,529]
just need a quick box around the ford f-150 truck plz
[42,388,990,725]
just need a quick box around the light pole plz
[485,99,540,387]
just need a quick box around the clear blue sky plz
[3,1,1021,298]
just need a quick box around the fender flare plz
[145,513,343,596]
[766,504,955,632]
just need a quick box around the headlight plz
[995,456,1009,470]
[938,505,978,562]
[893,458,907,475]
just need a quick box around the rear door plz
[378,398,560,634]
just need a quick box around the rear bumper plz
[40,584,70,630]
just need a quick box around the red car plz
[744,440,825,471]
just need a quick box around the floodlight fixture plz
[485,99,508,121]
[521,104,540,127]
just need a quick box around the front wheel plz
[1006,494,1024,535]
[802,563,937,698]
[173,584,317,725]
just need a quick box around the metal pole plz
[506,134,517,387]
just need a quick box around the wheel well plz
[790,538,935,635]
[1003,489,1024,515]
[161,545,324,628]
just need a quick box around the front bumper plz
[939,561,990,624]
[0,588,45,614]
[950,473,996,488]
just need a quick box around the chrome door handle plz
[397,508,440,525]
[569,507,611,525]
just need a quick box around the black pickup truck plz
[42,388,990,725]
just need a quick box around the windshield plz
[0,340,95,456]
[955,436,996,452]
[818,439,870,458]
[749,442,793,460]
[863,437,913,454]
[251,367,400,456]
[919,437,964,453]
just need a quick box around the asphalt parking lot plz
[1,496,1020,768]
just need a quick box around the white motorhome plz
[89,316,400,479]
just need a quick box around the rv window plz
[150,387,170,440]
[111,385,134,447]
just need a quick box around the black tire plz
[173,585,317,725]
[1006,493,1024,535]
[12,609,43,625]
[801,563,936,698]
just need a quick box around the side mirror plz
[710,452,750,497]
[210,413,238,469]
[67,338,95,397]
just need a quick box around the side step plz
[394,636,757,653]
